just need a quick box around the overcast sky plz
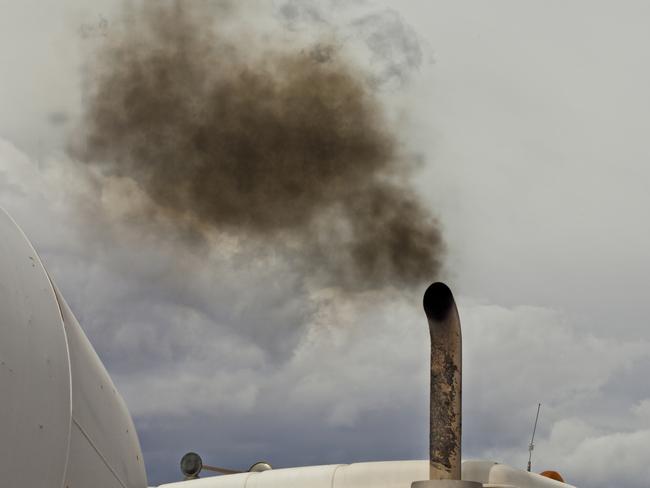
[2,1,650,487]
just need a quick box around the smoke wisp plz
[72,1,443,289]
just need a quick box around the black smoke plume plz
[72,1,443,289]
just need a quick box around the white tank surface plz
[0,208,147,488]
[158,461,575,488]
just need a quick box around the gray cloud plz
[274,0,430,89]
[350,9,425,88]
[3,2,650,488]
[2,140,648,486]
[276,0,328,28]
[3,140,650,487]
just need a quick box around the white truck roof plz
[158,460,574,488]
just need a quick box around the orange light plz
[540,470,565,482]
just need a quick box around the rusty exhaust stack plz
[412,283,482,488]
[424,282,462,481]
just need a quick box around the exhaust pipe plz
[412,283,480,488]
[424,282,462,481]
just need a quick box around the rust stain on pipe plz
[423,282,461,480]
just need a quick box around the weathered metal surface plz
[423,283,462,481]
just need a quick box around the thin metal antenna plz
[527,403,541,472]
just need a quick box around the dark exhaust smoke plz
[71,1,444,289]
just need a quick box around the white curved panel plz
[1,209,147,488]
[158,461,577,488]
[64,420,125,488]
[158,461,429,488]
[462,460,500,484]
[0,208,71,488]
[247,464,342,488]
[54,284,148,488]
[334,461,428,488]
[159,473,252,488]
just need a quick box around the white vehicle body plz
[160,460,573,488]
[0,208,574,488]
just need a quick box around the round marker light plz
[540,470,565,482]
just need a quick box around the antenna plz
[527,403,541,472]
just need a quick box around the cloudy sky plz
[2,1,650,487]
